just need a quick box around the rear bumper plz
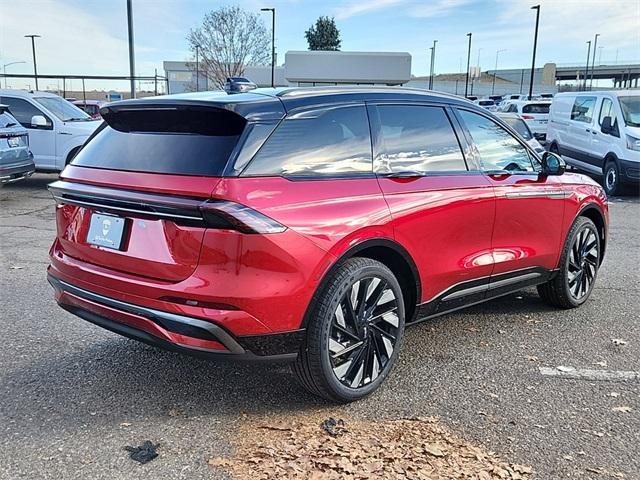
[48,274,303,362]
[0,158,35,183]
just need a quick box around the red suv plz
[48,88,608,402]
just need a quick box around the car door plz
[369,103,496,314]
[567,95,601,172]
[454,108,565,295]
[591,96,621,159]
[0,96,56,169]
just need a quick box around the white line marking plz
[539,366,640,382]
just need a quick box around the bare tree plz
[187,6,270,89]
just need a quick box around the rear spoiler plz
[100,95,285,125]
[99,104,247,135]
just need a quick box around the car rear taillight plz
[199,201,287,234]
[521,115,535,120]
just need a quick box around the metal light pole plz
[24,35,41,91]
[195,44,200,92]
[492,49,506,95]
[126,0,136,98]
[3,61,26,89]
[583,40,591,91]
[429,40,437,90]
[261,8,276,88]
[465,33,472,97]
[589,33,599,90]
[528,5,540,100]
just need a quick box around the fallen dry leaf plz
[424,443,445,457]
[611,406,632,413]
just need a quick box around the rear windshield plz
[71,107,246,176]
[501,117,532,140]
[522,103,550,114]
[478,101,494,106]
[0,111,19,128]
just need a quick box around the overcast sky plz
[1,0,639,91]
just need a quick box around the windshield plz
[619,96,640,127]
[501,117,532,139]
[34,97,91,122]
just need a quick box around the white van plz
[0,89,101,171]
[547,90,640,196]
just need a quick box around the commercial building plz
[163,50,411,93]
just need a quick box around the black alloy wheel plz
[329,276,400,389]
[538,216,600,308]
[294,257,405,402]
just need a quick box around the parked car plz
[224,77,257,94]
[488,95,503,104]
[474,99,498,112]
[0,90,101,172]
[498,94,529,111]
[547,90,640,196]
[72,100,106,119]
[497,112,545,154]
[500,100,551,143]
[0,105,34,186]
[48,87,608,402]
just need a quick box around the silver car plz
[224,77,257,94]
[0,105,34,187]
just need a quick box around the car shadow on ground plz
[0,289,557,440]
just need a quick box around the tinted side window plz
[458,109,535,173]
[570,96,596,123]
[375,105,466,173]
[243,105,372,177]
[0,97,50,128]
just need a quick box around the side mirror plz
[541,152,566,176]
[601,116,619,137]
[30,115,50,129]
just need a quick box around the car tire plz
[293,257,405,403]
[537,216,600,309]
[603,160,621,196]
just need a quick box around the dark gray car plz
[0,105,34,187]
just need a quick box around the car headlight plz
[627,135,640,152]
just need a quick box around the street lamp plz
[584,41,591,91]
[429,40,437,90]
[24,35,41,91]
[2,61,26,89]
[590,33,600,90]
[195,44,201,92]
[261,8,276,88]
[492,49,506,95]
[528,5,540,100]
[126,0,136,98]
[465,33,472,97]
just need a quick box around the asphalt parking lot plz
[1,174,638,479]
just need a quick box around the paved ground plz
[0,174,638,479]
